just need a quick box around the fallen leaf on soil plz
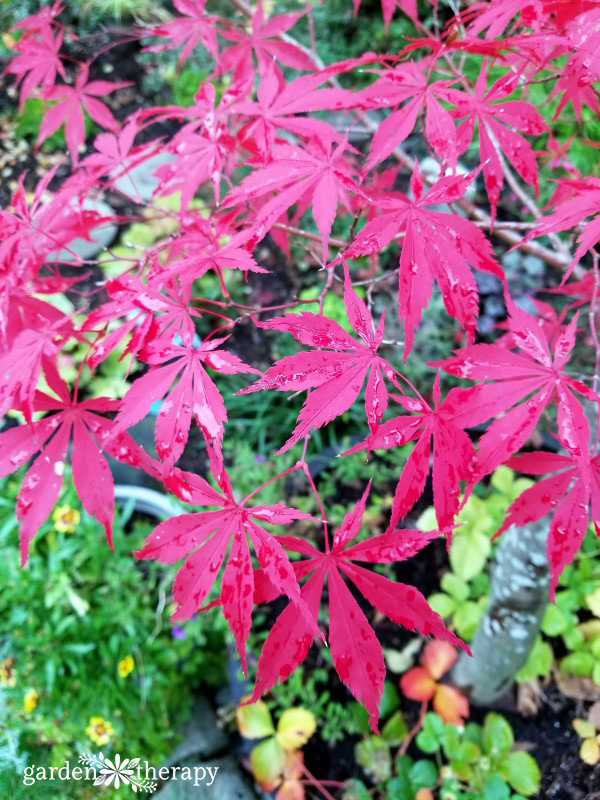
[588,701,600,729]
[555,670,600,701]
[517,679,542,716]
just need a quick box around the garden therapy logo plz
[79,753,157,792]
[23,754,218,792]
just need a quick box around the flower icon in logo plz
[79,752,156,793]
[96,753,140,789]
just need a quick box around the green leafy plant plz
[418,468,533,583]
[573,715,600,765]
[348,710,539,800]
[537,527,600,684]
[428,570,489,641]
[236,699,316,798]
[0,470,228,795]
[416,711,540,799]
[515,636,553,683]
[355,681,409,782]
[261,665,370,744]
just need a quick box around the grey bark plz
[453,401,599,704]
[453,519,549,705]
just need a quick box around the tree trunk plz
[453,519,549,705]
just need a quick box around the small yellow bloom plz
[53,505,81,533]
[0,657,16,687]
[23,689,38,713]
[86,716,115,746]
[117,655,135,678]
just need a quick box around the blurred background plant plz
[236,699,317,799]
[347,710,540,800]
[0,469,228,798]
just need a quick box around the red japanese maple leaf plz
[0,323,70,422]
[550,8,600,120]
[111,335,260,469]
[0,164,84,270]
[524,178,600,280]
[444,67,547,221]
[38,64,130,164]
[233,61,355,159]
[357,60,459,170]
[79,114,161,192]
[148,0,219,65]
[0,374,158,564]
[238,266,394,454]
[339,166,505,356]
[146,83,240,207]
[4,27,65,109]
[10,0,64,38]
[456,0,542,39]
[247,483,466,731]
[432,305,597,481]
[216,0,315,79]
[501,448,600,596]
[154,127,234,208]
[158,219,267,288]
[224,135,362,263]
[344,374,476,533]
[135,441,321,674]
[83,274,203,369]
[494,297,572,352]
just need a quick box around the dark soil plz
[503,682,599,799]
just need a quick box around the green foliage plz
[516,636,553,683]
[419,467,532,641]
[264,666,371,744]
[418,467,533,583]
[417,712,539,799]
[536,527,600,683]
[71,0,155,20]
[0,469,228,796]
[349,709,539,800]
[428,570,489,641]
[172,69,209,107]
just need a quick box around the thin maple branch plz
[494,137,572,262]
[305,0,318,64]
[273,223,348,249]
[302,462,330,554]
[398,699,428,756]
[296,754,342,800]
[241,463,303,506]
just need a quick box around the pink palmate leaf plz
[0,375,158,564]
[338,165,505,356]
[249,483,467,731]
[503,449,600,597]
[238,265,394,453]
[432,305,597,481]
[135,441,322,674]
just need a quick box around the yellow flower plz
[23,689,38,713]
[53,505,81,533]
[0,657,16,687]
[86,716,115,746]
[117,655,135,678]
